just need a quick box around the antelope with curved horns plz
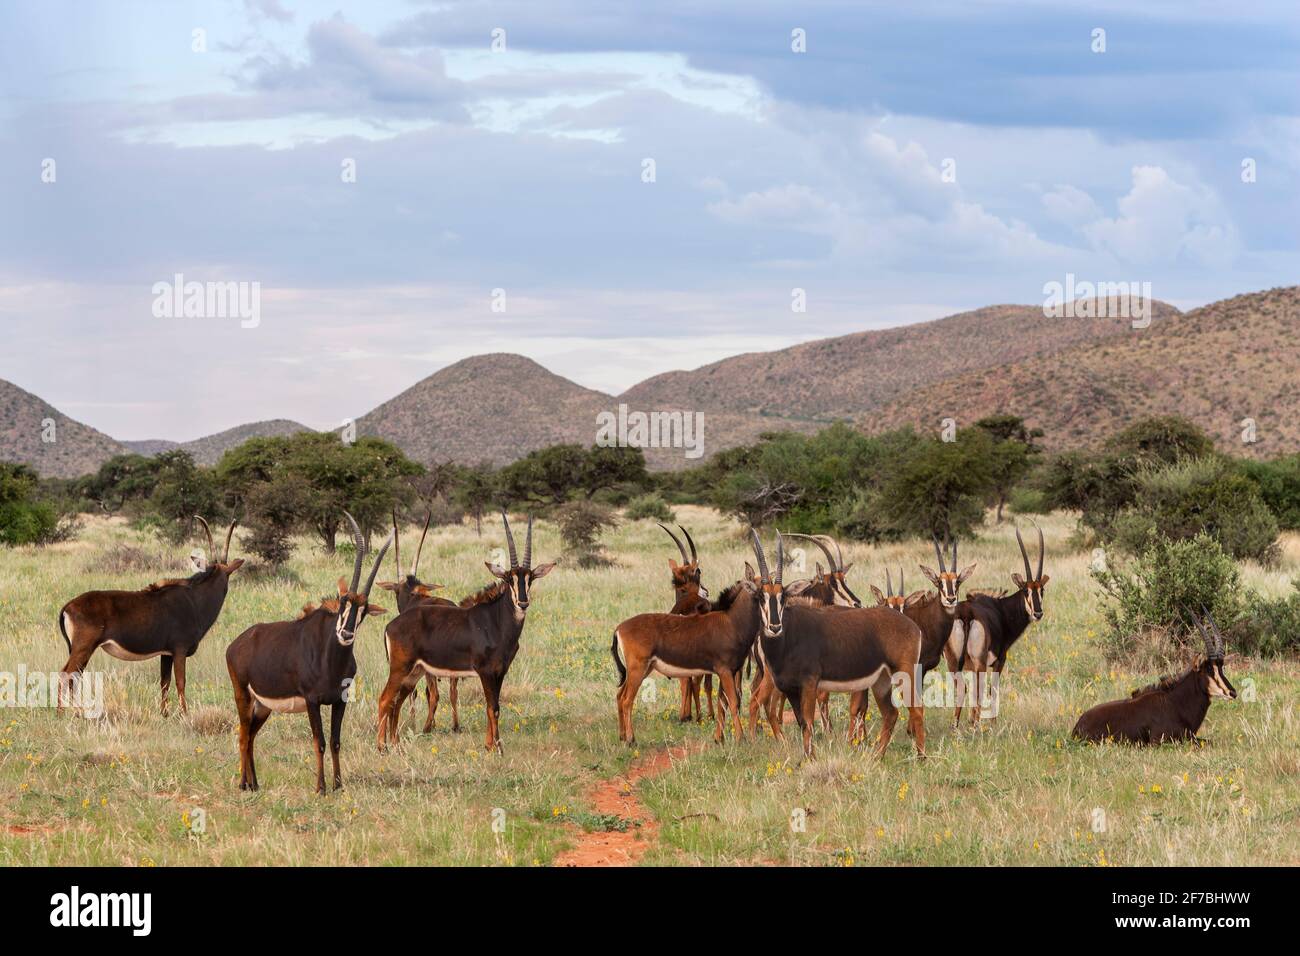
[919,534,976,611]
[57,516,243,715]
[377,512,554,754]
[747,532,855,739]
[659,523,715,723]
[610,529,769,746]
[945,520,1049,726]
[376,507,465,734]
[751,531,925,760]
[226,511,393,792]
[1073,608,1236,744]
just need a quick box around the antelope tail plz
[611,632,627,688]
[58,609,72,655]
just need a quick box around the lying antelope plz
[58,516,242,715]
[375,508,463,733]
[226,512,392,792]
[750,532,925,759]
[659,523,714,722]
[377,513,553,754]
[946,522,1048,725]
[747,533,856,740]
[1073,609,1236,745]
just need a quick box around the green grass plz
[1,507,1296,866]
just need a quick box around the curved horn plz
[821,535,846,573]
[1201,605,1225,657]
[193,516,214,560]
[522,514,534,570]
[1014,524,1033,582]
[411,506,433,579]
[1032,518,1045,581]
[932,535,946,573]
[899,565,905,596]
[222,519,238,564]
[775,531,784,586]
[343,510,366,594]
[885,567,894,598]
[679,525,698,564]
[658,523,688,563]
[782,533,837,577]
[748,528,770,582]
[501,511,519,568]
[362,529,396,598]
[951,535,958,573]
[391,509,403,577]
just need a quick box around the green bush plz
[0,463,77,546]
[1241,454,1300,530]
[1113,457,1278,563]
[1240,581,1300,657]
[556,501,618,568]
[623,492,675,522]
[1007,486,1049,515]
[1093,533,1245,661]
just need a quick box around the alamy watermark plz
[1042,274,1152,329]
[596,403,704,460]
[152,274,260,328]
[2,667,104,718]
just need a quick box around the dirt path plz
[554,745,691,867]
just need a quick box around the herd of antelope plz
[52,510,1236,792]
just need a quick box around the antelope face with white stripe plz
[1203,657,1236,700]
[333,578,387,645]
[919,535,974,612]
[486,561,555,615]
[1011,520,1049,622]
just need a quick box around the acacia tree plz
[973,415,1042,521]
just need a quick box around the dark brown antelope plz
[945,522,1049,726]
[611,538,766,745]
[57,516,242,715]
[375,508,463,733]
[919,535,976,611]
[1073,609,1236,744]
[659,523,715,723]
[747,533,854,739]
[750,532,925,759]
[376,513,554,754]
[225,512,393,793]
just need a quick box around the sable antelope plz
[612,542,765,746]
[57,516,242,715]
[377,513,554,754]
[1073,609,1236,744]
[919,535,976,611]
[747,533,855,739]
[375,508,463,733]
[750,532,925,759]
[659,523,715,723]
[945,522,1048,726]
[225,512,392,793]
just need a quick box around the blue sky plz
[2,0,1297,441]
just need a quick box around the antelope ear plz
[904,591,925,608]
[740,578,758,594]
[485,562,508,579]
[841,562,854,575]
[869,585,886,604]
[1038,574,1050,588]
[744,561,758,583]
[531,562,556,580]
[337,576,349,596]
[957,563,977,584]
[224,559,245,573]
[376,581,398,593]
[1011,572,1026,590]
[668,558,679,570]
[365,603,388,615]
[918,565,940,587]
[815,562,825,577]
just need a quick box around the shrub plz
[1240,581,1300,657]
[623,492,675,522]
[1241,454,1300,530]
[1007,486,1049,515]
[556,501,618,568]
[1113,457,1278,564]
[1093,533,1245,662]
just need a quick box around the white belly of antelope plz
[818,665,888,693]
[251,690,307,714]
[650,659,712,679]
[100,640,170,662]
[416,661,476,679]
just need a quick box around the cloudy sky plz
[1,0,1296,441]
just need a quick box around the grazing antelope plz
[750,532,925,759]
[1073,610,1236,744]
[747,533,855,740]
[225,512,392,793]
[57,516,242,715]
[375,508,463,733]
[945,522,1048,726]
[659,523,715,723]
[377,513,554,754]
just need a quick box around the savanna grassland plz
[1,507,1297,867]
